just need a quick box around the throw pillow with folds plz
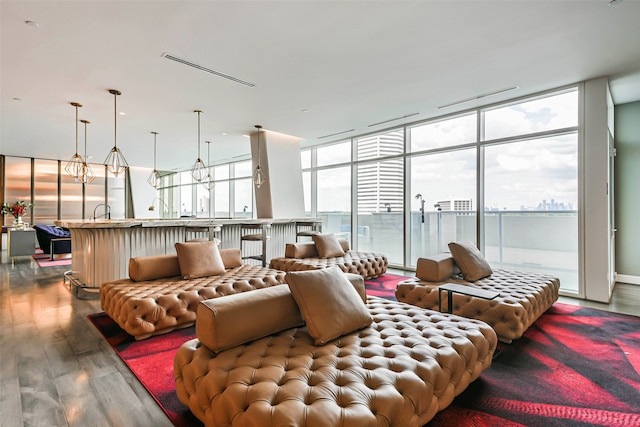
[286,266,372,345]
[312,233,346,258]
[175,240,226,279]
[448,241,493,281]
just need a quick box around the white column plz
[251,129,305,219]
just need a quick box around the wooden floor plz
[2,254,639,427]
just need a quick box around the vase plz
[15,216,24,229]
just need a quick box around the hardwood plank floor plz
[2,253,639,427]
[0,253,173,427]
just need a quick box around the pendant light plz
[79,119,95,184]
[104,89,129,176]
[201,140,215,190]
[190,110,207,182]
[147,131,161,188]
[64,102,84,181]
[253,125,266,189]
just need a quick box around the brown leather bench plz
[269,237,388,279]
[100,248,286,340]
[395,252,560,343]
[175,267,497,427]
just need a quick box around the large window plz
[317,166,351,238]
[302,86,579,294]
[409,149,477,264]
[484,134,578,292]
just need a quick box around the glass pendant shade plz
[65,102,84,181]
[147,132,161,188]
[79,119,95,184]
[201,140,215,190]
[105,89,128,176]
[190,110,208,182]
[253,125,267,189]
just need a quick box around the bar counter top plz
[55,217,313,229]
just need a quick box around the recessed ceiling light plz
[221,132,227,135]
[119,112,126,115]
[301,109,308,113]
[12,97,21,101]
[25,20,39,28]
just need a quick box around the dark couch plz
[33,225,71,260]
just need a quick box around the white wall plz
[128,166,160,218]
[582,77,613,302]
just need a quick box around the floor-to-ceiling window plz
[482,90,579,292]
[301,86,579,294]
[355,130,404,265]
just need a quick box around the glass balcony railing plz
[317,210,578,293]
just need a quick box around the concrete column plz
[250,129,305,219]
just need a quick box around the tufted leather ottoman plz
[269,239,388,279]
[174,296,497,427]
[396,269,560,343]
[101,252,286,340]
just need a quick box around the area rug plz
[89,279,640,427]
[33,251,72,267]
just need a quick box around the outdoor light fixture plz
[64,102,84,181]
[415,193,425,223]
[79,119,95,184]
[190,110,208,182]
[201,141,215,190]
[253,125,266,189]
[147,131,161,188]
[104,89,129,176]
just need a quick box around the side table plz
[7,228,36,261]
[437,282,500,314]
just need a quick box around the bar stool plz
[240,223,271,266]
[185,224,222,246]
[295,220,323,242]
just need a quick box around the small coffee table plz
[438,283,500,314]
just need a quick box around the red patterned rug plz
[88,276,640,427]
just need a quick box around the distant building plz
[436,199,473,211]
[356,132,404,213]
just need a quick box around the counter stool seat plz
[240,223,271,266]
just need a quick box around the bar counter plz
[55,218,313,290]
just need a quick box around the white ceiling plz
[2,0,640,172]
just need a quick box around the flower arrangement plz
[1,200,34,219]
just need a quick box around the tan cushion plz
[416,253,457,282]
[285,266,373,345]
[312,233,346,258]
[219,248,242,269]
[285,238,350,259]
[285,241,319,258]
[448,241,493,281]
[128,254,181,282]
[196,286,304,353]
[344,272,367,303]
[175,241,226,279]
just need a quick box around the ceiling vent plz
[162,53,255,87]
[318,129,356,139]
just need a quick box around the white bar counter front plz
[55,218,311,289]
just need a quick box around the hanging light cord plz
[113,91,118,149]
[153,132,158,170]
[197,111,201,160]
